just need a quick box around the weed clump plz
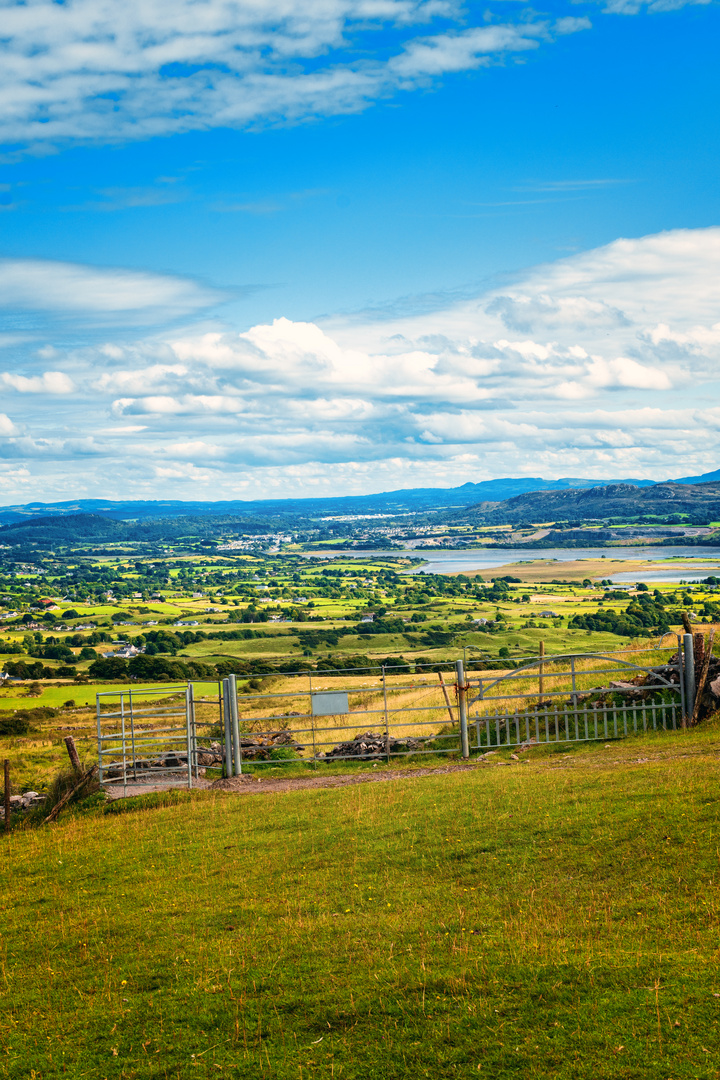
[42,766,100,820]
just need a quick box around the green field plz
[2,725,720,1078]
[0,680,220,713]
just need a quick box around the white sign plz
[311,691,349,716]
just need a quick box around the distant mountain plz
[0,475,658,526]
[672,468,720,485]
[0,467,714,527]
[0,512,295,548]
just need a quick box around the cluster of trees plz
[4,660,77,678]
[569,591,675,637]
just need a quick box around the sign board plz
[311,691,349,716]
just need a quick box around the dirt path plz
[211,761,500,795]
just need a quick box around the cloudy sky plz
[0,0,718,503]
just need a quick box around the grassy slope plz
[2,728,720,1079]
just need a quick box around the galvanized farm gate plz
[462,646,686,756]
[96,683,204,796]
[97,637,699,786]
[211,639,693,773]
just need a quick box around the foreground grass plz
[2,732,720,1079]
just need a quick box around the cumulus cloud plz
[0,0,590,147]
[0,370,75,393]
[111,394,245,416]
[5,225,720,498]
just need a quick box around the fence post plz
[382,666,390,763]
[229,674,242,776]
[308,673,317,769]
[222,678,233,777]
[189,682,199,779]
[683,633,695,726]
[96,693,103,786]
[539,641,545,699]
[456,659,470,760]
[185,685,193,790]
[128,688,136,781]
[120,693,127,799]
[4,759,10,833]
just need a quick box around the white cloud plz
[0,258,221,320]
[0,1,591,147]
[5,225,720,498]
[91,364,190,394]
[602,0,709,12]
[111,394,246,416]
[0,370,75,393]
[0,413,18,436]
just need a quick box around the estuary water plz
[301,545,720,581]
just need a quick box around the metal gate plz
[463,646,685,754]
[214,641,688,774]
[97,639,696,787]
[96,684,198,796]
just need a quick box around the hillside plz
[4,734,720,1079]
[458,480,720,526]
[0,512,299,548]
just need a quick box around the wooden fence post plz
[64,736,82,775]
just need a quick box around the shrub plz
[0,713,31,735]
[268,746,300,765]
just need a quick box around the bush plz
[0,713,31,735]
[268,746,301,765]
[88,656,128,678]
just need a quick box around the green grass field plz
[0,680,220,713]
[2,726,720,1079]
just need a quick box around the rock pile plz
[104,731,306,776]
[0,791,46,819]
[234,730,306,761]
[104,754,197,779]
[319,731,426,760]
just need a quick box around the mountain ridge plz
[0,468,717,527]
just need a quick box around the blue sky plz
[0,0,718,503]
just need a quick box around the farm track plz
[209,738,720,795]
[211,760,487,795]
